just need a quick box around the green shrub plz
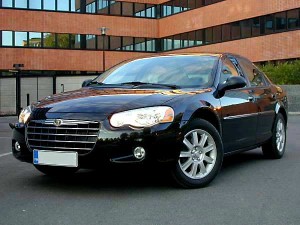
[259,60,300,85]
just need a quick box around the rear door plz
[236,57,276,143]
[219,56,259,152]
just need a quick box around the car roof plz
[132,52,244,60]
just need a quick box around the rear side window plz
[238,57,266,87]
[219,58,239,84]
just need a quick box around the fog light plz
[133,147,146,160]
[15,142,21,152]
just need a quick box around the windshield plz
[94,55,218,88]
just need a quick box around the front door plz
[219,57,258,152]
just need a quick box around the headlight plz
[18,105,32,124]
[110,106,174,128]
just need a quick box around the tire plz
[34,165,79,176]
[171,119,223,188]
[262,113,286,159]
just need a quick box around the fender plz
[179,100,222,136]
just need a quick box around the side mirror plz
[216,76,247,98]
[82,79,92,87]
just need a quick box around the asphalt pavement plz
[0,116,299,225]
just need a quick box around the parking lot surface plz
[0,116,299,225]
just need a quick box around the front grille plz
[26,119,100,155]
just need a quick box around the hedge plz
[259,60,300,85]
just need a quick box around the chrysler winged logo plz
[53,119,62,126]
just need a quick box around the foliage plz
[259,60,300,85]
[43,33,73,48]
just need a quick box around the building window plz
[213,26,222,43]
[122,2,133,16]
[57,0,69,11]
[97,36,109,50]
[163,38,173,51]
[275,12,287,31]
[71,0,76,12]
[28,32,42,47]
[110,2,121,15]
[222,24,231,41]
[205,28,213,44]
[241,20,252,38]
[15,31,27,46]
[15,0,27,8]
[43,33,56,48]
[231,21,241,39]
[134,38,146,51]
[146,39,156,52]
[2,31,13,46]
[173,34,180,49]
[252,17,261,36]
[188,31,196,47]
[195,30,204,46]
[110,36,122,50]
[86,1,96,13]
[265,15,275,34]
[57,34,70,48]
[86,34,96,49]
[287,9,300,29]
[29,0,42,10]
[122,37,134,51]
[43,0,55,10]
[2,0,13,7]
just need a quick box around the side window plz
[238,57,266,87]
[219,58,239,84]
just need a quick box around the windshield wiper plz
[120,82,179,89]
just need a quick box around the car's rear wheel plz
[34,165,79,176]
[172,119,223,188]
[262,113,286,159]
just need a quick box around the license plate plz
[33,150,78,167]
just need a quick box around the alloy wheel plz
[178,129,217,179]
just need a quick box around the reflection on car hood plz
[35,88,174,114]
[34,87,212,114]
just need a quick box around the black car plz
[11,53,288,188]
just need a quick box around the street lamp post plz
[10,64,24,116]
[99,27,108,72]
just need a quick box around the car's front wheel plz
[172,119,223,188]
[262,113,287,159]
[34,165,79,176]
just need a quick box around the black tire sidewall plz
[172,119,223,188]
[263,114,287,159]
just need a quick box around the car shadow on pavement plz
[23,149,269,192]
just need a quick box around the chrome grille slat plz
[27,126,99,130]
[28,139,95,144]
[26,132,98,137]
[29,145,92,151]
[26,119,100,155]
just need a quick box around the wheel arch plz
[188,107,222,137]
[275,102,288,125]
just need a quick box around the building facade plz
[0,0,300,114]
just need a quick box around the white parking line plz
[0,152,12,158]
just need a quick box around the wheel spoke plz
[199,162,207,174]
[180,151,192,158]
[183,137,194,150]
[204,155,214,164]
[189,162,198,177]
[192,132,199,145]
[203,144,214,153]
[199,133,208,147]
[181,158,193,171]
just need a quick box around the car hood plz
[35,87,185,114]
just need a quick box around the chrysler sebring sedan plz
[11,53,288,188]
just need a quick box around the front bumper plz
[12,119,183,168]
